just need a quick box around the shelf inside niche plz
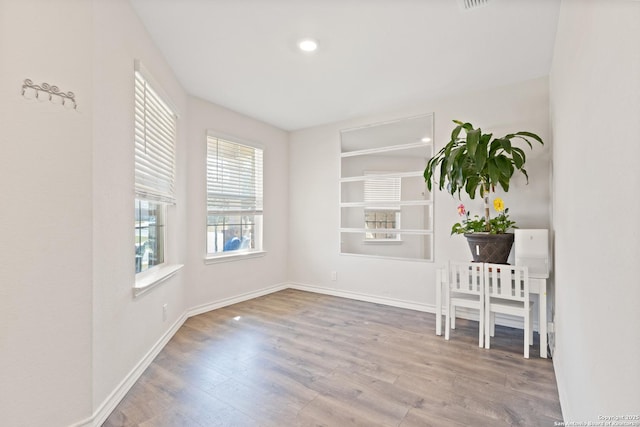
[340,141,431,158]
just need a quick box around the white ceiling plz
[129,0,561,131]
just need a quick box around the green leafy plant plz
[452,199,517,235]
[424,120,543,232]
[451,211,486,234]
[489,210,517,234]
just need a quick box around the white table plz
[436,267,548,358]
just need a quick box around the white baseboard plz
[79,312,188,427]
[187,282,288,318]
[69,414,93,427]
[78,281,534,426]
[451,306,540,331]
[288,283,537,330]
[84,282,289,426]
[288,282,435,313]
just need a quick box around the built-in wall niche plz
[339,114,434,261]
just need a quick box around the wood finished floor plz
[103,289,563,427]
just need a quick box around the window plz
[365,210,399,240]
[134,63,176,274]
[135,200,164,273]
[364,172,401,241]
[206,136,263,257]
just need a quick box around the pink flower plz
[457,204,466,216]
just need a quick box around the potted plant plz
[424,120,543,263]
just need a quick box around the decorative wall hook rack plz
[22,79,77,109]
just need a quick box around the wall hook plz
[22,78,77,109]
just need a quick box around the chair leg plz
[444,286,450,340]
[451,306,456,329]
[485,305,491,349]
[478,307,484,348]
[524,312,530,359]
[445,304,451,341]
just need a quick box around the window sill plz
[133,263,184,298]
[204,250,266,264]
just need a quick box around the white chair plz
[445,261,484,347]
[484,263,533,358]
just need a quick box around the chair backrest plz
[447,261,484,296]
[514,229,549,278]
[484,263,529,301]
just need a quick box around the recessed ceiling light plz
[421,137,432,143]
[298,38,318,52]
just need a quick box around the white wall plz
[0,0,93,425]
[93,0,290,418]
[91,0,189,415]
[9,0,639,424]
[185,96,289,309]
[1,0,290,424]
[289,77,551,308]
[549,0,640,421]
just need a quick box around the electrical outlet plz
[331,271,337,281]
[162,303,168,322]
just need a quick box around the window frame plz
[204,132,265,262]
[135,199,166,274]
[363,171,402,242]
[364,209,402,242]
[133,60,183,295]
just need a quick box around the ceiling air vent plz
[459,0,490,11]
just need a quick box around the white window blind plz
[134,70,177,204]
[364,172,401,209]
[207,136,263,215]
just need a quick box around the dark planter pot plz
[464,232,515,264]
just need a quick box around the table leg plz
[436,269,442,336]
[539,283,547,358]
